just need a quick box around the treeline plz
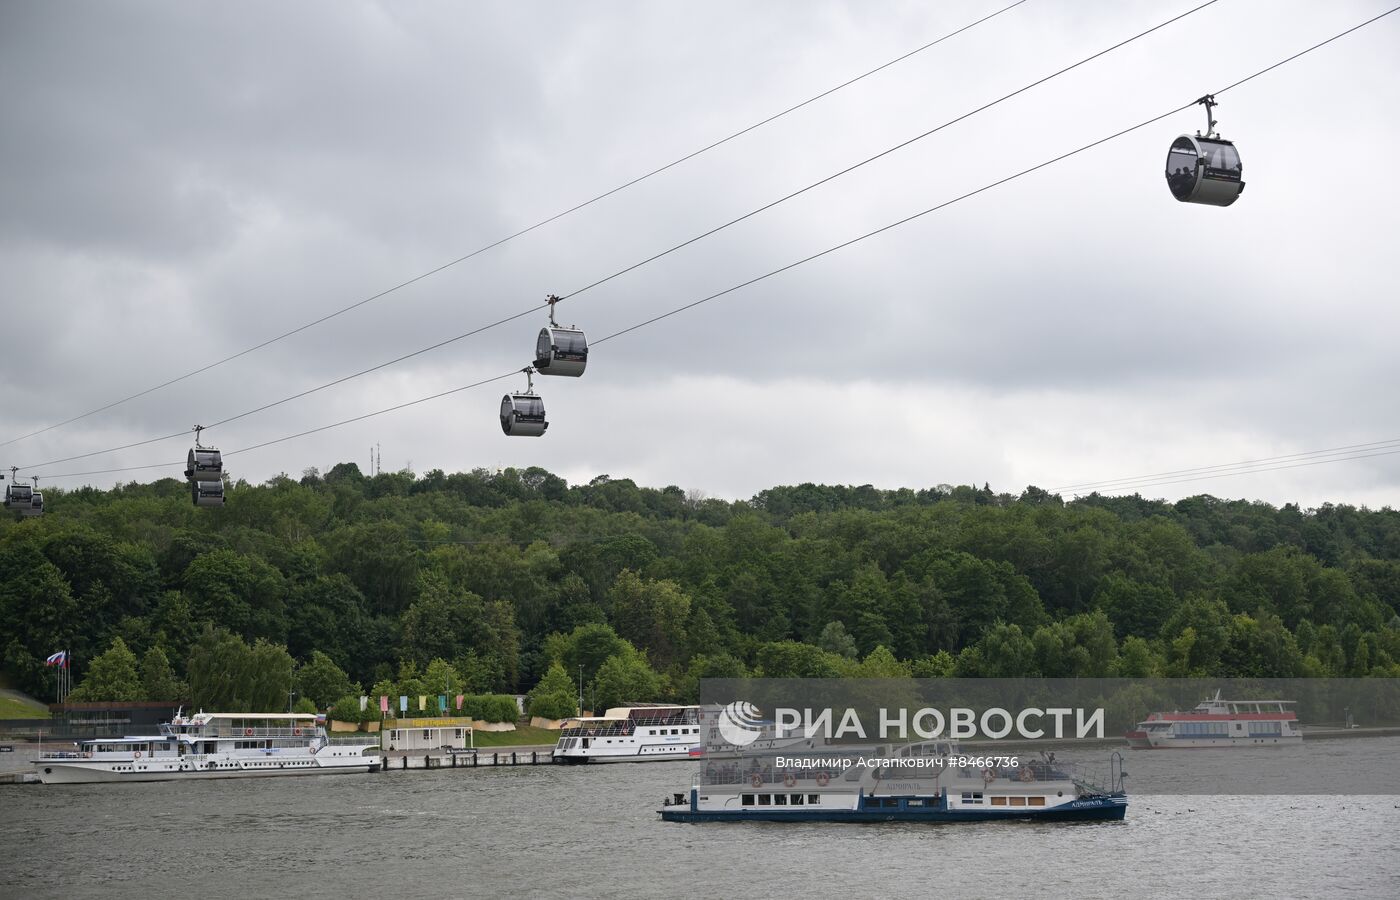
[2,464,1399,712]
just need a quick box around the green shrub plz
[461,693,518,723]
[329,694,369,723]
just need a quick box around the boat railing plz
[1060,753,1127,796]
[190,726,321,739]
[326,735,378,746]
[560,715,695,737]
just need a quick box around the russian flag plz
[45,651,67,667]
[688,746,706,757]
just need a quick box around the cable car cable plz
[0,0,1031,452]
[1050,437,1400,493]
[1052,445,1400,495]
[553,0,1222,306]
[24,4,1400,485]
[13,0,1221,471]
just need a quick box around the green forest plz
[3,464,1399,715]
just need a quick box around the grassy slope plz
[0,694,51,719]
[468,725,559,747]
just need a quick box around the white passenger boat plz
[1125,691,1302,748]
[553,705,703,763]
[661,741,1129,823]
[35,711,379,784]
[552,704,824,764]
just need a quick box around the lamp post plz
[577,666,584,717]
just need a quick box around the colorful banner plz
[438,694,447,712]
[359,695,368,712]
[399,695,408,713]
[418,695,426,711]
[455,694,464,711]
[380,695,389,713]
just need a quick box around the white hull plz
[1133,734,1302,749]
[38,756,375,784]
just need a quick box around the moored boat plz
[552,703,824,763]
[1125,691,1301,748]
[35,711,379,784]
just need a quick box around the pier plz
[378,745,557,770]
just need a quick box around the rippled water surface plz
[3,756,1398,899]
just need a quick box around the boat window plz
[907,799,925,807]
[1028,797,1046,806]
[757,794,772,806]
[774,794,787,806]
[807,794,820,804]
[1010,796,1027,807]
[741,794,755,805]
[790,794,804,805]
[991,796,1008,806]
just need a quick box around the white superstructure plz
[1125,691,1302,748]
[36,711,378,784]
[551,704,825,763]
[553,705,703,763]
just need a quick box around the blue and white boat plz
[660,741,1128,823]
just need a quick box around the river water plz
[3,748,1398,899]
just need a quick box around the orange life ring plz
[982,768,995,783]
[783,773,796,788]
[750,773,763,788]
[133,750,142,759]
[244,728,254,736]
[1019,767,1034,783]
[83,750,93,759]
[816,771,830,787]
[293,728,302,736]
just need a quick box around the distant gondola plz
[192,480,226,507]
[1166,95,1244,207]
[185,426,225,508]
[3,480,32,511]
[534,294,588,377]
[501,368,548,437]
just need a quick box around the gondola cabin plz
[535,327,588,377]
[185,447,223,481]
[1165,135,1244,206]
[500,393,548,437]
[23,491,43,517]
[4,482,33,511]
[192,480,225,507]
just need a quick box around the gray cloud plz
[2,0,1398,507]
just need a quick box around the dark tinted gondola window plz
[1165,138,1200,199]
[1201,141,1241,175]
[1165,139,1198,176]
[519,397,545,418]
[555,330,587,356]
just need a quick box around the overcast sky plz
[2,0,1398,507]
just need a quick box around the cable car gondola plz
[192,480,225,507]
[3,469,33,513]
[1166,95,1244,207]
[24,489,44,517]
[501,367,548,437]
[185,427,223,481]
[534,294,588,377]
[185,426,225,507]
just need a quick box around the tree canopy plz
[7,468,1399,709]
